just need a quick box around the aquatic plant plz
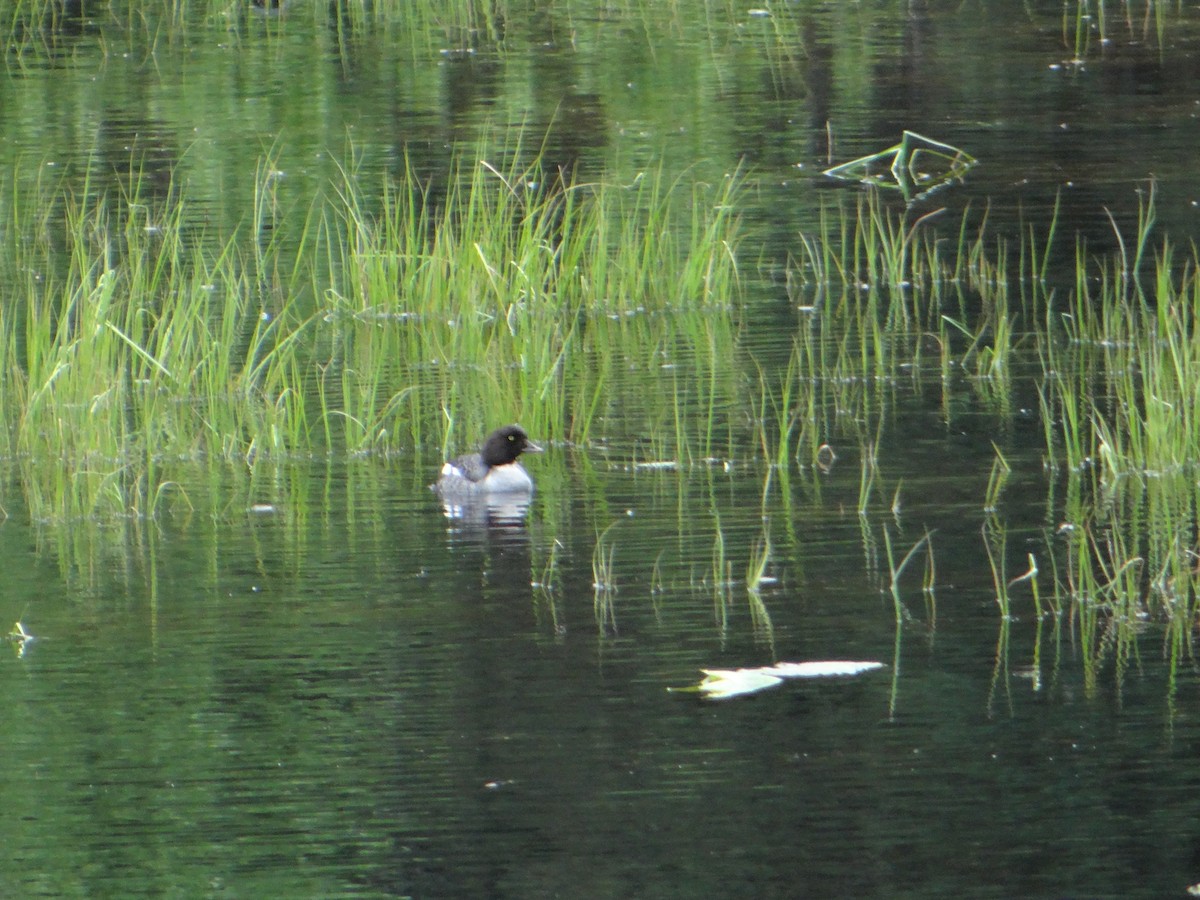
[0,135,743,522]
[983,443,1010,514]
[591,520,618,594]
[882,527,934,625]
[745,527,772,595]
[776,176,1200,695]
[983,519,1012,620]
[324,148,743,453]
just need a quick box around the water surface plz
[3,2,1200,897]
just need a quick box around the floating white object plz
[672,660,885,700]
[760,661,884,679]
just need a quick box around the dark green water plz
[4,1,1200,897]
[4,444,1200,898]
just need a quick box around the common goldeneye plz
[435,424,543,495]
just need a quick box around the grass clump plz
[783,180,1200,691]
[322,150,742,454]
[0,138,743,522]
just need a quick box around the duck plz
[435,424,543,495]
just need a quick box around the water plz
[5,458,1200,898]
[4,1,1200,897]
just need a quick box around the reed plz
[1044,193,1200,486]
[922,529,937,628]
[325,148,743,452]
[551,175,1200,673]
[592,520,619,633]
[794,191,984,302]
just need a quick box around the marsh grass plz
[591,520,618,593]
[856,439,879,516]
[710,518,732,603]
[983,520,1013,619]
[1011,553,1041,614]
[506,173,1200,674]
[325,148,743,456]
[6,0,1198,703]
[791,191,977,305]
[882,527,934,625]
[778,194,1028,491]
[1028,187,1200,664]
[1059,0,1176,64]
[591,521,619,634]
[4,92,1199,697]
[745,527,772,595]
[983,443,1010,513]
[784,179,1200,690]
[0,136,742,522]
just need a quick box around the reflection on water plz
[6,1,1200,897]
[439,493,536,529]
[0,452,1197,898]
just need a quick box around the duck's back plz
[437,455,533,494]
[442,451,488,484]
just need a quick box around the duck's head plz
[481,424,543,467]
